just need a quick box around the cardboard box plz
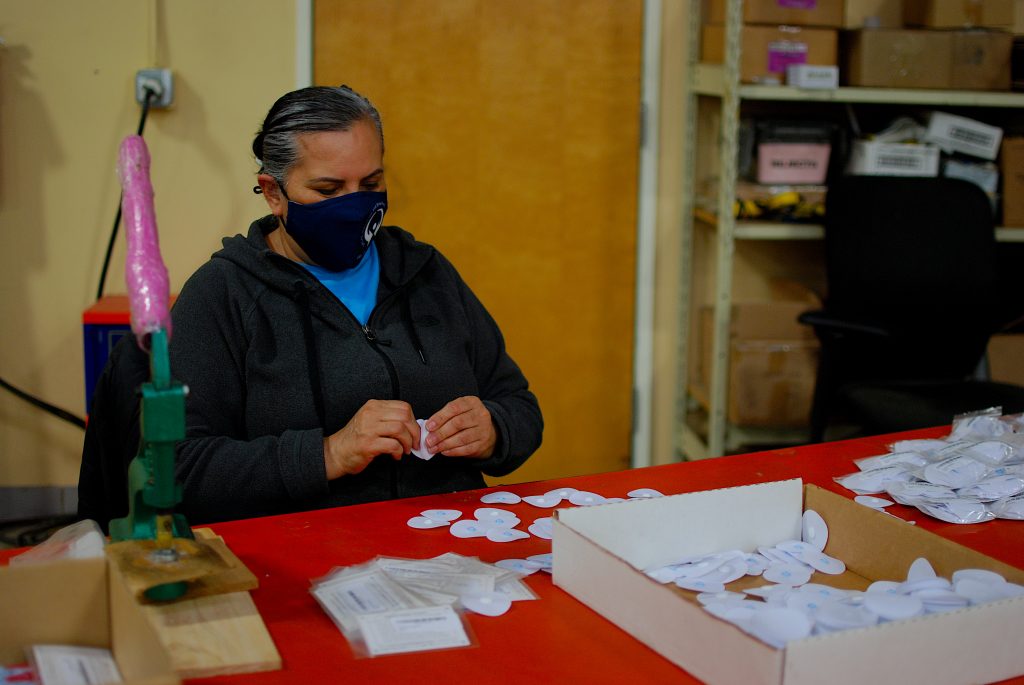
[845,29,953,88]
[786,64,839,88]
[552,479,1024,685]
[757,143,831,184]
[926,111,1003,160]
[694,303,819,427]
[1001,137,1024,225]
[844,0,903,28]
[949,30,1013,90]
[989,333,1024,385]
[905,0,1015,29]
[707,0,844,27]
[703,25,838,84]
[846,140,941,176]
[0,557,178,684]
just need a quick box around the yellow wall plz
[0,1,296,486]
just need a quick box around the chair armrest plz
[798,310,890,338]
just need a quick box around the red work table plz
[10,428,1024,684]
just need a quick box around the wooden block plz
[144,591,281,678]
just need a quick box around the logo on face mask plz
[283,190,388,272]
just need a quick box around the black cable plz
[0,377,86,429]
[95,87,158,301]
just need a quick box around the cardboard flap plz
[556,479,804,570]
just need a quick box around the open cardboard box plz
[0,556,178,684]
[552,480,1024,685]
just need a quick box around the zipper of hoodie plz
[273,253,430,500]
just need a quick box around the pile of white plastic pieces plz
[646,510,1024,649]
[835,410,1024,524]
[406,487,666,541]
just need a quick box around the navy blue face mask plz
[282,189,388,272]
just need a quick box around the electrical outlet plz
[135,69,174,109]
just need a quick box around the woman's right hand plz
[323,399,419,480]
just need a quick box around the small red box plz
[757,142,831,184]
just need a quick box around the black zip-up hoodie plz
[80,217,542,526]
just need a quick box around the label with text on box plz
[767,41,809,74]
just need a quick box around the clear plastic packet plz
[990,494,1024,520]
[949,407,1007,441]
[887,439,950,459]
[956,440,1019,467]
[310,560,433,636]
[885,481,958,506]
[914,455,990,490]
[854,451,930,472]
[999,413,1024,432]
[957,475,1024,503]
[834,466,915,495]
[915,499,995,525]
[10,520,106,566]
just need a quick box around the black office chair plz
[800,176,1024,442]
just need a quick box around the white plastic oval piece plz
[801,510,828,552]
[522,495,561,508]
[815,599,879,631]
[526,553,553,568]
[796,584,849,602]
[798,550,846,576]
[697,590,747,606]
[675,576,726,593]
[495,559,542,576]
[544,487,578,500]
[854,495,894,509]
[568,491,608,506]
[701,561,747,585]
[763,563,812,586]
[475,507,514,520]
[527,523,553,540]
[480,491,522,505]
[866,580,902,596]
[485,528,530,543]
[627,488,665,499]
[955,578,1008,604]
[864,593,924,620]
[900,577,951,594]
[407,516,450,530]
[449,520,490,538]
[907,557,937,582]
[747,608,813,649]
[421,509,462,522]
[461,591,512,617]
[951,568,1007,586]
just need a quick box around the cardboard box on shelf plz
[703,24,838,84]
[846,140,941,176]
[552,479,1024,685]
[925,111,1003,160]
[989,333,1024,385]
[1001,137,1024,226]
[707,0,843,28]
[950,30,1013,90]
[0,557,179,684]
[694,302,819,428]
[904,0,1015,29]
[844,0,903,28]
[845,29,953,88]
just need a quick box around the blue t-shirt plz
[300,243,380,325]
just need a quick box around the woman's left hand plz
[425,396,496,458]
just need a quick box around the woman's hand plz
[323,399,419,479]
[425,396,496,459]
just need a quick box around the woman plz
[81,86,542,525]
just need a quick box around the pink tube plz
[118,135,172,345]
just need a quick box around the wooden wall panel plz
[315,1,643,482]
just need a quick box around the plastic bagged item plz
[958,440,1019,467]
[835,466,915,495]
[916,455,990,489]
[956,475,1024,502]
[949,407,1006,441]
[854,451,930,472]
[888,439,949,458]
[915,499,995,525]
[886,482,957,506]
[990,494,1024,520]
[10,520,106,566]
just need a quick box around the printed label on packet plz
[767,41,808,74]
[357,606,471,656]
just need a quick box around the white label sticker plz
[357,606,471,656]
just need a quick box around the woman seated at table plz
[79,85,543,525]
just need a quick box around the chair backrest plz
[823,175,998,381]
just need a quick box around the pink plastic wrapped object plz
[118,135,171,346]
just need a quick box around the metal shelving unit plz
[676,0,1024,461]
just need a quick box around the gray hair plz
[252,85,384,188]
